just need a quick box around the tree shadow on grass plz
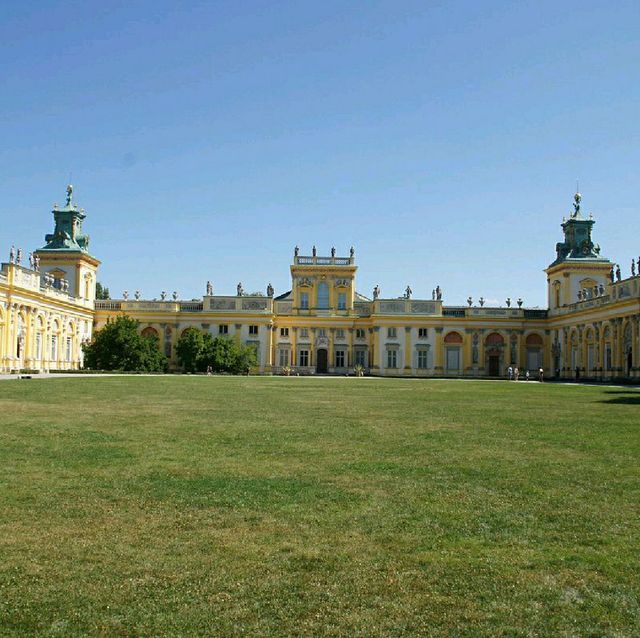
[599,390,640,405]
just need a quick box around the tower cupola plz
[41,184,91,253]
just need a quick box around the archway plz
[485,332,504,377]
[316,348,328,374]
[525,333,543,372]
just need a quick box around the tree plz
[82,315,167,372]
[175,328,206,373]
[175,329,258,374]
[95,282,111,300]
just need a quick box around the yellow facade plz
[2,188,639,379]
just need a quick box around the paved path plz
[1,373,638,389]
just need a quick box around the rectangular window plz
[318,328,326,338]
[336,329,344,339]
[605,347,612,371]
[355,350,366,367]
[299,350,309,366]
[418,328,428,339]
[249,325,258,335]
[66,337,72,362]
[219,324,229,335]
[417,350,429,369]
[386,349,397,368]
[387,327,397,339]
[335,350,345,368]
[36,333,42,360]
[337,293,346,310]
[300,328,309,338]
[356,328,366,339]
[279,349,289,367]
[51,335,57,361]
[280,327,289,337]
[300,292,309,309]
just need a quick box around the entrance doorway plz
[488,354,500,377]
[316,348,328,374]
[628,350,633,376]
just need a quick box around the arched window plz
[142,327,159,339]
[317,282,329,309]
[525,333,543,346]
[444,331,463,344]
[485,332,504,346]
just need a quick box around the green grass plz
[0,377,639,637]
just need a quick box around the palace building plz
[1,187,639,379]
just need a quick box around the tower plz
[545,192,611,309]
[34,185,100,302]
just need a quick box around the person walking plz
[514,367,520,381]
[525,370,530,381]
[508,365,513,381]
[538,367,544,382]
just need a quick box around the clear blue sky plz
[1,1,639,306]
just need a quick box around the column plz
[434,327,444,373]
[404,326,412,373]
[370,327,379,371]
[328,328,334,370]
[291,327,297,368]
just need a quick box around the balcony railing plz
[294,255,355,266]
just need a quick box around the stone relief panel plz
[410,301,437,314]
[241,300,267,311]
[210,299,236,310]
[379,301,406,313]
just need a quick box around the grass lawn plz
[0,377,639,637]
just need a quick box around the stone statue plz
[432,289,436,300]
[16,248,22,265]
[350,246,355,258]
[294,245,299,257]
[66,184,73,206]
[479,296,485,307]
[267,282,274,297]
[616,264,621,281]
[9,245,15,263]
[28,253,34,269]
[592,286,598,298]
[135,290,141,300]
[237,282,244,296]
[172,291,178,301]
[577,290,583,301]
[312,245,317,257]
[632,259,636,277]
[572,191,581,217]
[34,255,40,271]
[610,266,615,283]
[506,297,511,308]
[373,285,380,300]
[467,296,473,307]
[599,283,604,296]
[331,246,336,257]
[517,298,523,308]
[161,291,167,300]
[436,286,442,300]
[123,290,129,300]
[405,285,412,299]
